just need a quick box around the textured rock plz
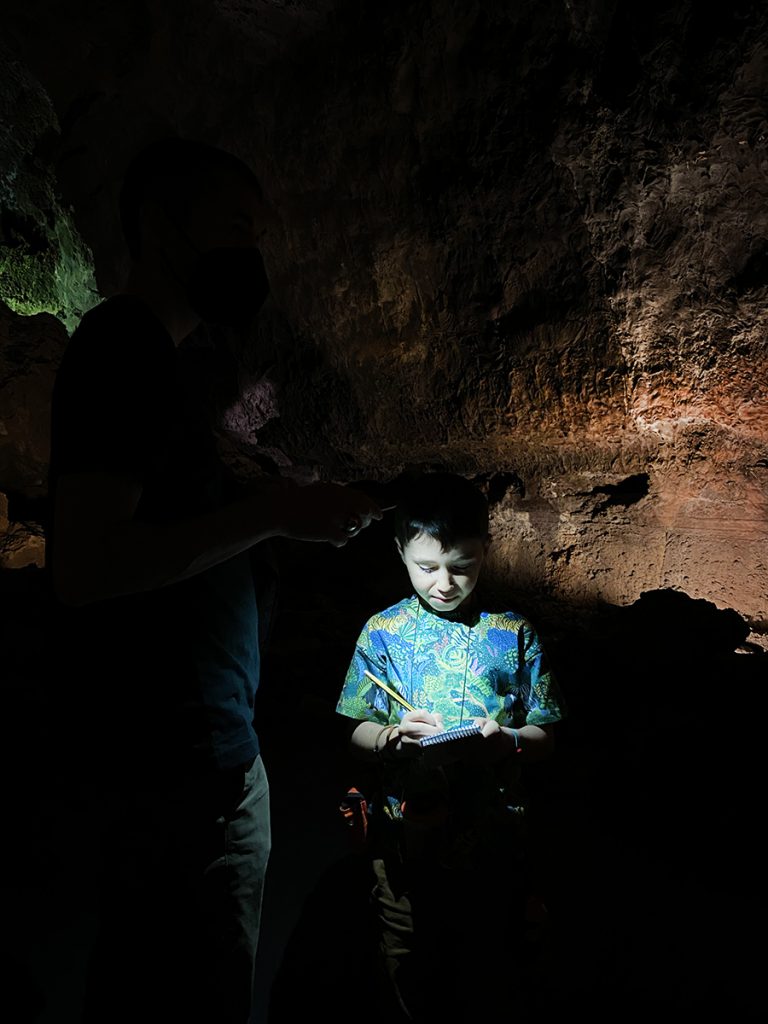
[0,43,97,330]
[0,300,67,495]
[0,519,44,569]
[0,0,766,642]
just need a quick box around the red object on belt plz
[339,787,369,844]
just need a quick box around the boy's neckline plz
[414,593,481,627]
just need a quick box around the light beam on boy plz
[334,472,566,1022]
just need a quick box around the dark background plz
[1,515,764,1020]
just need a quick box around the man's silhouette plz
[47,137,380,1024]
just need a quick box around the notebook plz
[419,723,483,747]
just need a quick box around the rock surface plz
[0,0,765,641]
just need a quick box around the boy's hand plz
[462,717,513,763]
[418,717,506,765]
[395,709,445,758]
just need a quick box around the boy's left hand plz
[463,718,510,763]
[421,717,505,766]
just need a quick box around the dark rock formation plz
[1,0,765,641]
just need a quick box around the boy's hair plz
[118,137,263,259]
[394,472,489,551]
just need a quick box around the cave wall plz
[0,0,766,641]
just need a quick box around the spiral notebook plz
[419,723,483,748]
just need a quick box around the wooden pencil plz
[363,669,416,712]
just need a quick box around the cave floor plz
[5,683,762,1024]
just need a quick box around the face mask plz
[186,246,270,327]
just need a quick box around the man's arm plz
[53,472,381,607]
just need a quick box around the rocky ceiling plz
[0,0,766,645]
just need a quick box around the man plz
[47,137,381,1023]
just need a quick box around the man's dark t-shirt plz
[48,295,261,776]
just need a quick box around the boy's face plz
[397,532,489,616]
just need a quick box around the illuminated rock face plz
[0,46,97,331]
[0,1,766,640]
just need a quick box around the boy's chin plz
[423,593,470,614]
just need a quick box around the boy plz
[335,472,565,1023]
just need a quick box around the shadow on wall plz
[564,585,764,863]
[0,556,765,1020]
[526,587,765,1018]
[260,562,766,1021]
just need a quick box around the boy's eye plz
[416,564,473,575]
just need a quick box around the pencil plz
[363,669,416,713]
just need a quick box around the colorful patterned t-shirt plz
[336,595,566,826]
[336,594,565,731]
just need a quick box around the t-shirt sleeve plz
[516,618,567,727]
[53,315,175,481]
[335,621,392,725]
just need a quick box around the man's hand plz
[272,482,382,547]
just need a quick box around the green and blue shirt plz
[336,594,565,731]
[336,595,566,827]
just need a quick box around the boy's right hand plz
[395,709,445,757]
